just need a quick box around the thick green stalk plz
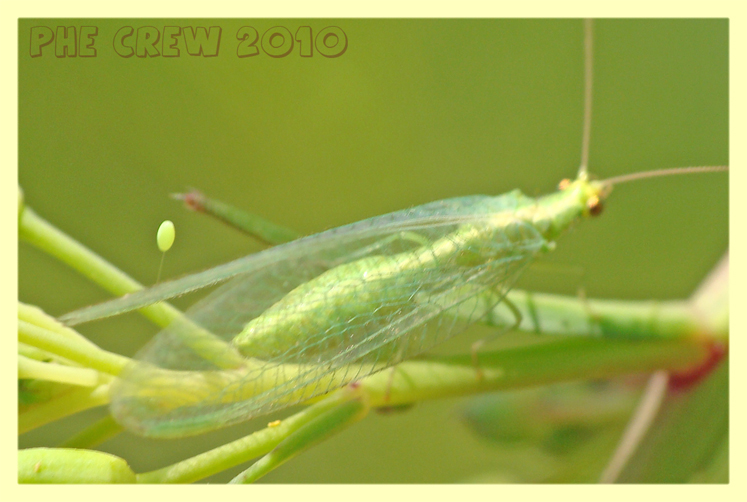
[359,336,710,409]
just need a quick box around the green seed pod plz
[19,447,136,484]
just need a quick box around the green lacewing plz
[59,20,727,439]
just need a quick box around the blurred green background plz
[19,19,727,483]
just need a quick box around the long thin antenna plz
[604,165,728,186]
[578,18,594,178]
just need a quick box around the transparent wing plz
[61,192,528,325]
[106,191,549,437]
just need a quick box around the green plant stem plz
[174,190,298,245]
[230,397,369,483]
[19,385,110,434]
[135,389,362,483]
[689,252,729,336]
[19,303,100,348]
[18,320,129,376]
[486,291,719,341]
[358,336,710,410]
[18,342,76,367]
[60,415,124,449]
[134,334,706,483]
[18,355,105,387]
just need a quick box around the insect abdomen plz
[232,209,551,364]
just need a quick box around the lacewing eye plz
[587,196,603,217]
